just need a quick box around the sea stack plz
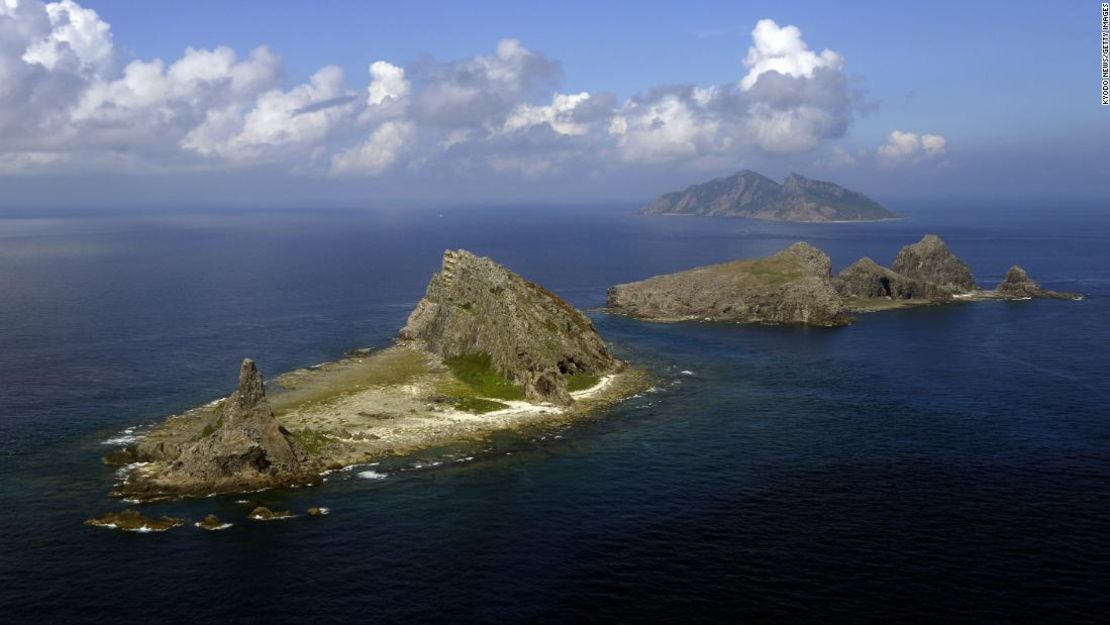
[400,249,623,405]
[122,359,309,497]
[995,265,1080,300]
[606,242,850,326]
[890,234,978,297]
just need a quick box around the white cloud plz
[0,2,881,182]
[921,133,947,155]
[367,61,408,105]
[330,120,412,176]
[610,94,722,163]
[21,0,111,74]
[741,19,842,90]
[877,130,947,166]
[503,91,592,135]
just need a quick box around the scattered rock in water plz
[995,265,1080,300]
[196,514,232,531]
[249,506,294,521]
[85,509,184,532]
[306,506,330,517]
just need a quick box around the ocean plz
[0,201,1107,623]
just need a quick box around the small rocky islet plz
[95,239,1079,515]
[606,234,1081,325]
[102,249,640,503]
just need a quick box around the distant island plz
[102,250,644,506]
[607,234,1081,325]
[639,170,897,222]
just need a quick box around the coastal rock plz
[606,242,850,326]
[639,170,896,222]
[834,257,921,299]
[196,514,230,531]
[995,265,1080,300]
[85,509,184,532]
[399,250,623,405]
[249,506,294,521]
[122,359,311,497]
[891,234,978,297]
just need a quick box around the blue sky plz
[1,0,1106,206]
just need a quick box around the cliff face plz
[995,265,1080,300]
[126,359,309,496]
[640,171,896,222]
[890,234,977,297]
[400,250,622,405]
[833,257,922,299]
[606,242,850,326]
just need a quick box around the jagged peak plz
[234,358,266,411]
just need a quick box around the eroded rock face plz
[607,242,850,326]
[891,234,978,297]
[995,265,1079,300]
[122,359,309,497]
[400,250,623,405]
[834,257,921,299]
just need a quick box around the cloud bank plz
[1,2,867,181]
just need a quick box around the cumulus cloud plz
[877,130,947,166]
[741,19,842,90]
[0,2,876,181]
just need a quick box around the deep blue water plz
[1,202,1108,624]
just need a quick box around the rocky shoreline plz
[96,238,1079,508]
[102,250,645,502]
[607,234,1081,325]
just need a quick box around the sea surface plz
[0,201,1107,624]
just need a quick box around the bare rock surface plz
[891,234,978,297]
[995,265,1080,300]
[607,242,850,326]
[119,359,313,498]
[833,257,922,299]
[400,249,623,405]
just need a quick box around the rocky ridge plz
[639,170,897,222]
[400,249,624,405]
[609,235,1081,326]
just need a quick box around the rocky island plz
[608,234,1080,325]
[105,250,640,501]
[640,170,897,222]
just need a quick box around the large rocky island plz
[608,234,1080,325]
[640,170,897,222]
[106,250,639,501]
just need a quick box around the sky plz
[0,0,1106,207]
